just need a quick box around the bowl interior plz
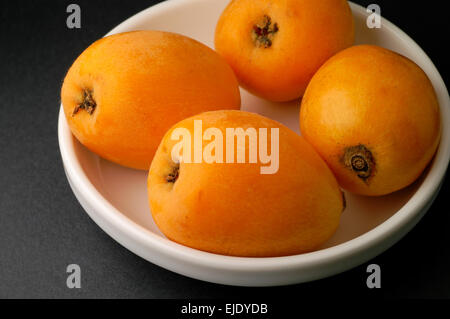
[63,1,447,254]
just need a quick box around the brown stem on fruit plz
[166,163,180,183]
[252,15,279,48]
[342,144,375,183]
[72,88,96,116]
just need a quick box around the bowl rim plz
[58,0,450,273]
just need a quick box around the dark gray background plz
[0,0,448,299]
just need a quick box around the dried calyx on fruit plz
[166,163,179,183]
[252,15,279,48]
[342,144,375,182]
[72,88,96,116]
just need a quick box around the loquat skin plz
[215,0,354,102]
[61,31,241,170]
[148,110,344,257]
[300,45,441,196]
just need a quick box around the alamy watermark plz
[367,4,381,29]
[66,264,81,289]
[170,120,279,174]
[366,263,381,288]
[66,4,81,29]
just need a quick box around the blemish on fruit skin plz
[72,88,96,116]
[166,163,179,183]
[341,191,346,211]
[252,15,279,48]
[342,144,375,183]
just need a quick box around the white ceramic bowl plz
[58,0,450,286]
